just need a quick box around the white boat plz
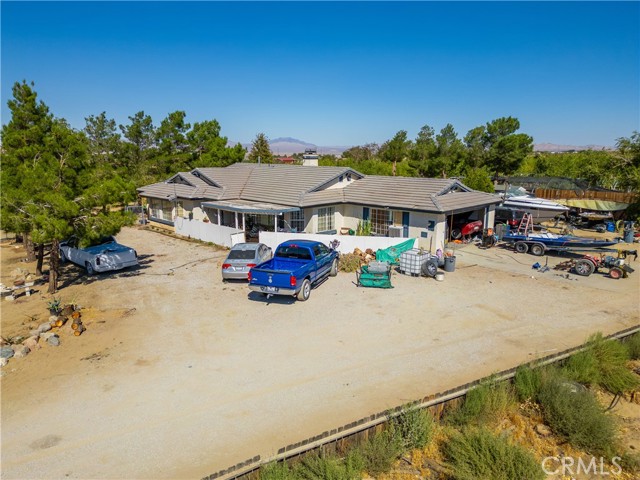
[499,187,569,221]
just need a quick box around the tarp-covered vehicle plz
[60,236,138,275]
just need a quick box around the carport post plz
[242,213,246,231]
[235,212,239,229]
[274,214,278,232]
[217,209,221,225]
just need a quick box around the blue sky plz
[2,1,639,147]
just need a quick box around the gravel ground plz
[1,226,638,479]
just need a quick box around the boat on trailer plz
[498,187,570,221]
[503,231,620,256]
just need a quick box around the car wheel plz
[514,242,528,254]
[530,243,545,256]
[85,262,95,276]
[422,259,438,278]
[297,279,311,301]
[329,259,338,277]
[451,228,462,240]
[574,259,594,276]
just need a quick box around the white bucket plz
[435,272,445,282]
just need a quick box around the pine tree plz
[1,81,136,292]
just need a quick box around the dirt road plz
[1,227,638,479]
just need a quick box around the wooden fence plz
[534,188,638,204]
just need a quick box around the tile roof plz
[138,164,501,213]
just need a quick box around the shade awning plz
[201,200,300,215]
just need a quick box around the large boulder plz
[38,322,52,334]
[46,335,60,347]
[13,345,30,358]
[0,346,15,359]
[23,336,40,351]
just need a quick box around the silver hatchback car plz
[221,243,272,280]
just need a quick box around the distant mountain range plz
[232,137,612,156]
[532,143,612,153]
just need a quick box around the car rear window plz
[228,250,256,260]
[275,246,312,260]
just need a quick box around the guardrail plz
[202,324,640,480]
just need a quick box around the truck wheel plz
[297,279,311,301]
[85,262,95,276]
[329,259,338,277]
[574,259,594,276]
[609,267,623,279]
[530,243,545,256]
[515,242,528,254]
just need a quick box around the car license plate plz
[262,286,279,293]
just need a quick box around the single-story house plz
[137,163,501,251]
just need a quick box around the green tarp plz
[375,238,417,265]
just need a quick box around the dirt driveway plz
[1,227,638,479]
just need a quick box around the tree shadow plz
[57,257,154,290]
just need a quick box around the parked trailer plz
[503,233,619,257]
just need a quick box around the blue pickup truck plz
[248,240,339,301]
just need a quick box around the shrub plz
[443,428,544,480]
[514,365,543,402]
[537,374,617,456]
[338,253,362,273]
[624,332,640,360]
[619,451,640,474]
[359,428,403,476]
[563,350,601,385]
[295,451,362,480]
[260,461,298,480]
[563,332,639,394]
[447,378,517,426]
[390,404,435,450]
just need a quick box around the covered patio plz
[201,200,301,242]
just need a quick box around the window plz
[290,210,305,232]
[176,202,185,218]
[149,199,174,223]
[317,206,335,232]
[370,208,392,235]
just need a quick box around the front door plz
[402,212,410,238]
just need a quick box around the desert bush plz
[446,378,517,426]
[624,332,640,360]
[443,428,544,480]
[295,451,362,480]
[563,332,638,394]
[359,428,403,476]
[514,364,543,402]
[390,404,435,450]
[260,461,298,480]
[537,374,617,455]
[619,451,640,474]
[338,253,362,273]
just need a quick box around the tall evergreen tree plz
[247,133,273,163]
[380,130,411,176]
[1,81,135,292]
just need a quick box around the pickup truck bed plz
[248,240,338,301]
